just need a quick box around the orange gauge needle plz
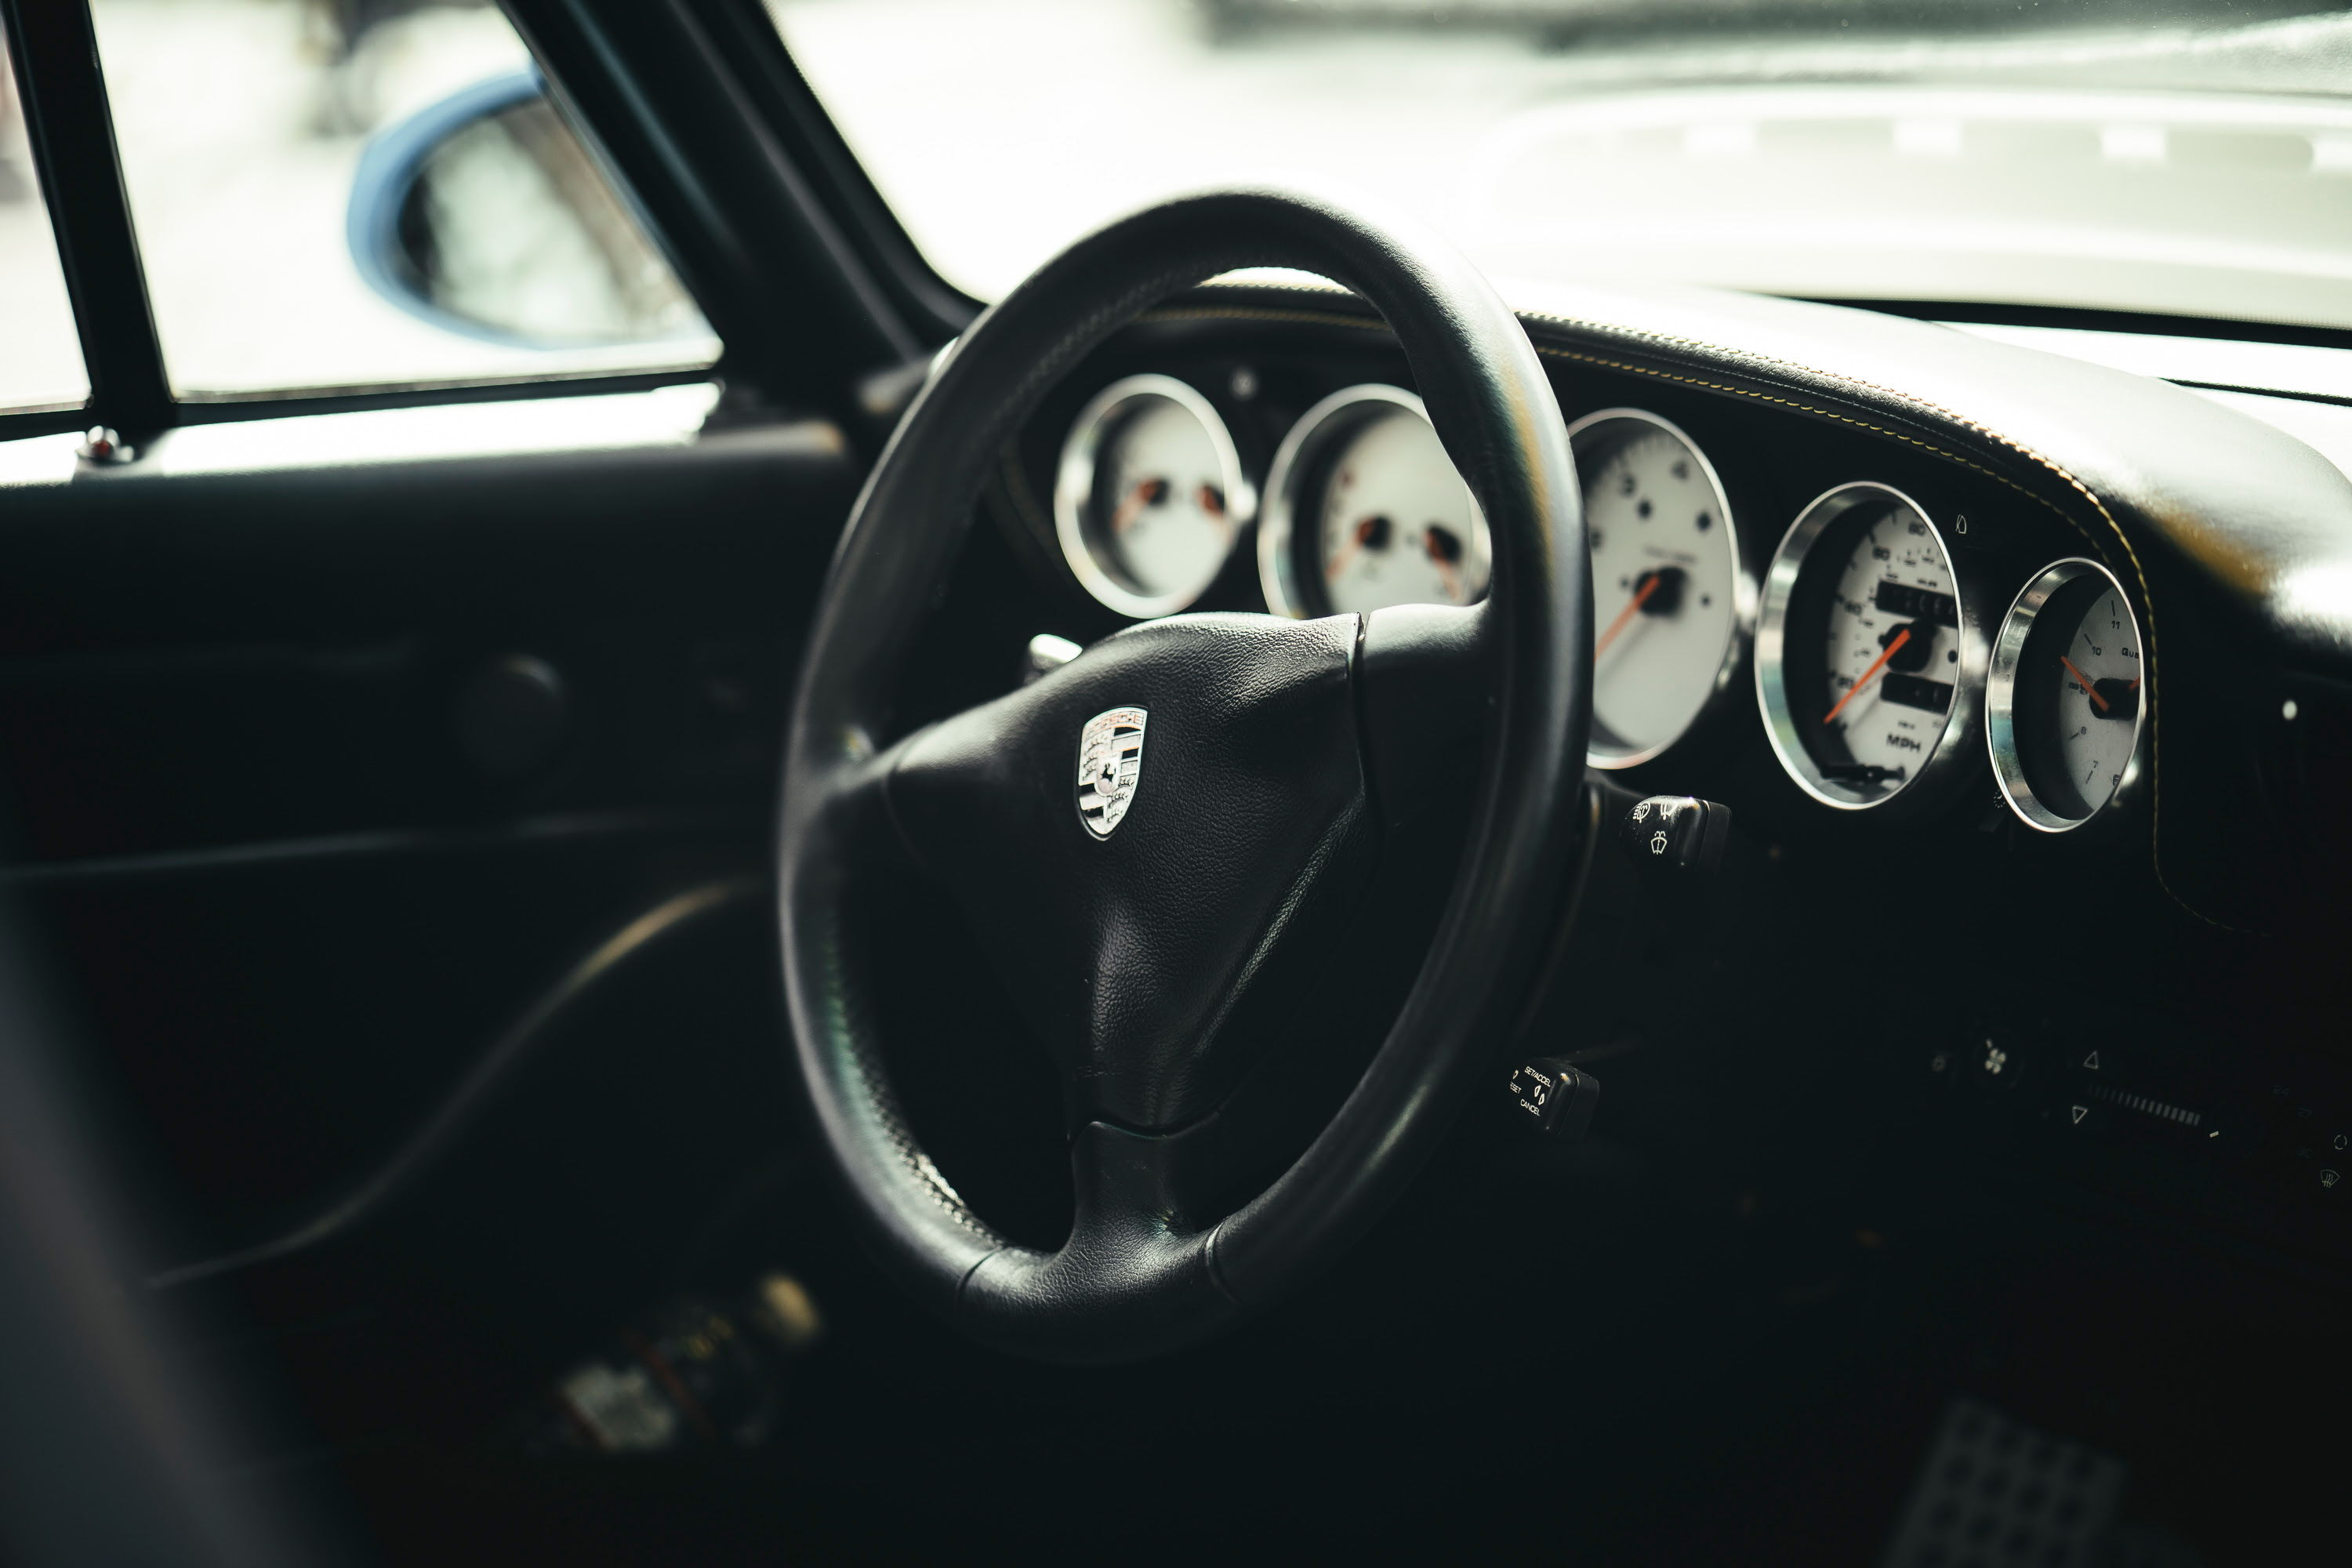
[1111,477,1168,535]
[1327,515,1381,580]
[1196,483,1227,526]
[1327,521,1374,583]
[2128,677,2142,692]
[1822,626,1910,727]
[1597,572,1664,658]
[1430,554,1462,604]
[2059,654,2111,711]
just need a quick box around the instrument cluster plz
[1035,359,2152,837]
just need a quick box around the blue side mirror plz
[347,70,704,349]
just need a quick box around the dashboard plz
[1002,292,2164,840]
[958,279,2352,1283]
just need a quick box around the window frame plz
[0,0,963,447]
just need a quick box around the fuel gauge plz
[1987,558,2149,832]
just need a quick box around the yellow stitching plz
[1127,298,2244,931]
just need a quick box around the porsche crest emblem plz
[1076,706,1148,839]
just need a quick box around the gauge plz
[1054,374,1254,619]
[1987,558,2148,832]
[1570,408,1748,768]
[1756,481,1980,811]
[1257,384,1490,619]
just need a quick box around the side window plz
[88,0,718,397]
[0,31,89,414]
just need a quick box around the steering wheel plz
[778,188,1590,1365]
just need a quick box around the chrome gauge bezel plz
[1987,557,2151,834]
[1054,373,1254,620]
[1755,480,1986,813]
[1257,383,1486,619]
[1566,406,1755,771]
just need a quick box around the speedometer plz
[1756,481,1981,811]
[1570,408,1747,768]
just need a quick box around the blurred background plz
[2,1,2347,416]
[771,0,2352,325]
[1,0,718,410]
[0,31,83,412]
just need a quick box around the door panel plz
[0,408,857,1266]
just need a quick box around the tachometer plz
[1054,374,1253,619]
[1757,481,1980,810]
[1571,408,1748,768]
[1258,384,1490,619]
[1987,558,2149,832]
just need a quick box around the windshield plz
[771,0,2352,332]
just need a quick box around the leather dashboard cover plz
[1181,275,2351,931]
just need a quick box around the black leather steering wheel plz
[778,189,1590,1365]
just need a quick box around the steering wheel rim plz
[778,187,1589,1365]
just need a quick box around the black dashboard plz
[934,280,2352,1285]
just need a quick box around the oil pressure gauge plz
[1756,481,1982,811]
[1987,558,2149,832]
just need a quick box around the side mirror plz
[346,70,706,349]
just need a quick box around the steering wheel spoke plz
[955,1121,1239,1356]
[1358,599,1497,833]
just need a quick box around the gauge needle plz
[1424,526,1465,602]
[1111,477,1167,535]
[2059,654,2111,711]
[1327,515,1380,580]
[1429,554,1462,603]
[1596,572,1664,657]
[1822,627,1910,726]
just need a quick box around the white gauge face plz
[1817,500,1962,786]
[1988,560,2145,830]
[2049,582,2142,814]
[1316,408,1490,614]
[1055,376,1248,618]
[1758,483,1973,811]
[1093,398,1233,597]
[1577,413,1741,764]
